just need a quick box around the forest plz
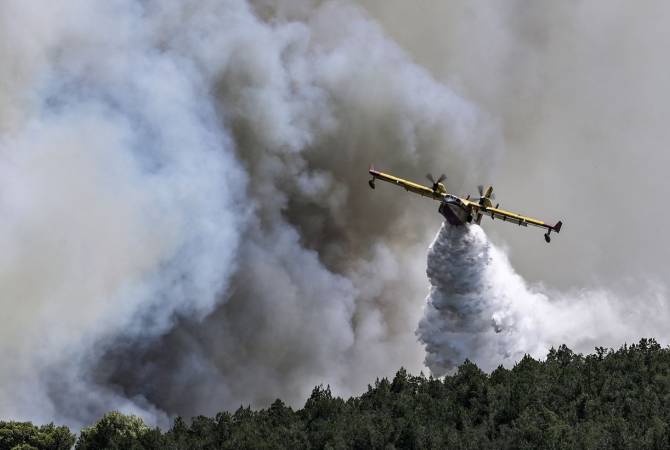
[2,338,670,449]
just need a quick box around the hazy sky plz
[361,0,670,290]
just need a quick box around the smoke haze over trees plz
[4,340,670,449]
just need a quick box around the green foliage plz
[75,412,164,450]
[0,421,75,450]
[6,339,670,449]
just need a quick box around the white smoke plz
[418,222,670,375]
[108,0,499,421]
[0,0,498,428]
[0,0,250,427]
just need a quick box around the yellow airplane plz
[368,165,563,243]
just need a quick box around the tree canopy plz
[3,339,670,449]
[0,421,75,450]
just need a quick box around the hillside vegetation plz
[2,339,670,449]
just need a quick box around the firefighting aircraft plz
[368,165,562,243]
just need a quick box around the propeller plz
[426,173,446,192]
[476,185,495,207]
[477,185,495,200]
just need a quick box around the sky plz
[361,0,670,290]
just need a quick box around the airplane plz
[368,165,562,243]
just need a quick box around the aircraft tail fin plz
[553,221,563,233]
[368,164,376,189]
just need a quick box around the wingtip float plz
[368,165,563,243]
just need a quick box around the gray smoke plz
[0,0,498,428]
[0,0,252,427]
[363,0,670,377]
[418,222,670,375]
[98,0,499,421]
[360,0,670,290]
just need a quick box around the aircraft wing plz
[479,204,562,232]
[369,167,442,200]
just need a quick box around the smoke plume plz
[0,0,496,428]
